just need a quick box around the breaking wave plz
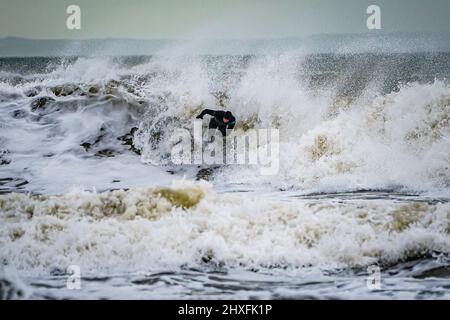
[0,54,449,194]
[0,52,449,298]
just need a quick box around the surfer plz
[196,109,236,136]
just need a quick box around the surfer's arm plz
[196,109,216,119]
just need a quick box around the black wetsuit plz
[196,109,236,136]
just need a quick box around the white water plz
[1,180,449,274]
[0,53,449,299]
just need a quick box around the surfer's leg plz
[208,118,219,130]
[207,119,219,142]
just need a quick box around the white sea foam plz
[218,79,450,192]
[127,54,450,193]
[0,181,449,277]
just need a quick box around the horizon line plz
[2,31,450,42]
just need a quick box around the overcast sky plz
[1,0,450,39]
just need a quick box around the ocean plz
[0,51,449,299]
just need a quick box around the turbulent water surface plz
[0,52,449,299]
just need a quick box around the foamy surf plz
[1,181,449,273]
[1,53,449,299]
[0,55,449,193]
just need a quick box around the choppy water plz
[0,51,449,299]
[21,257,450,300]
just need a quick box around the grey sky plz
[1,0,449,39]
